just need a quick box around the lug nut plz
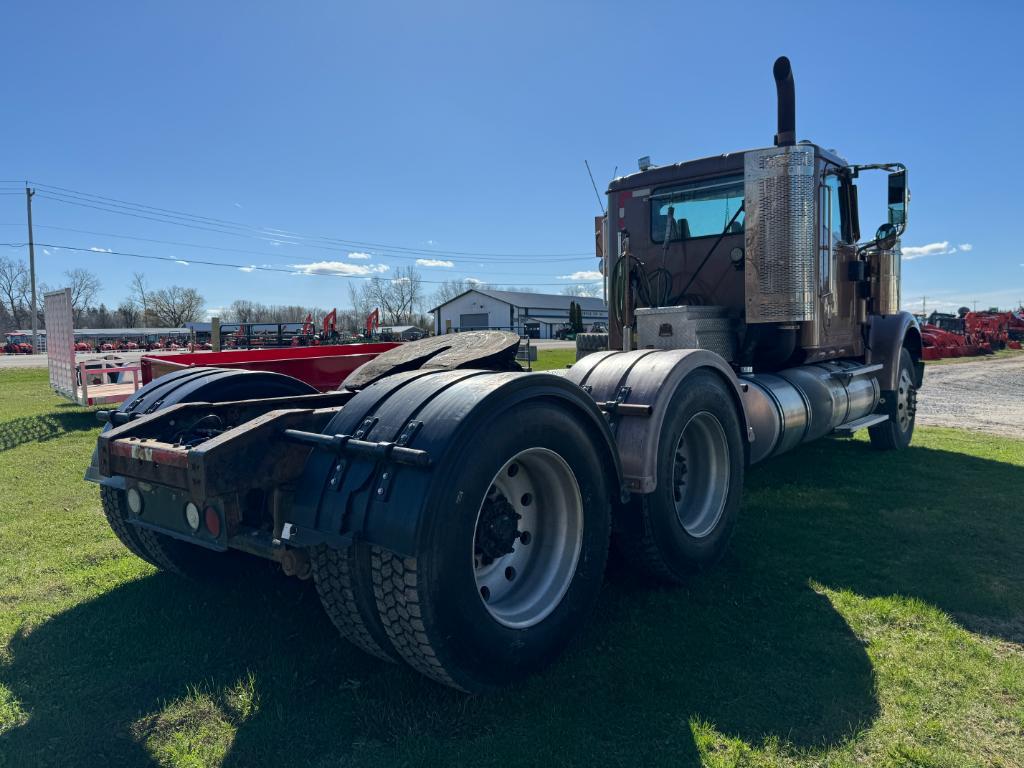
[504,566,516,581]
[507,463,519,477]
[518,530,531,545]
[520,493,532,506]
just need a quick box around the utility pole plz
[25,186,38,352]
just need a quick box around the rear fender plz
[565,349,750,494]
[285,370,622,558]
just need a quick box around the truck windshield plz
[651,174,744,242]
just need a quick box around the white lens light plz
[185,502,201,532]
[126,487,143,515]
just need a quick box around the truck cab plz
[602,58,910,376]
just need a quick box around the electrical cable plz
[18,241,602,287]
[28,181,594,259]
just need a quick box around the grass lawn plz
[1,365,1022,767]
[530,347,576,371]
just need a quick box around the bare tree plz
[0,256,30,328]
[118,299,141,327]
[129,272,153,323]
[358,266,423,325]
[432,279,471,307]
[64,268,102,323]
[225,299,259,323]
[149,286,205,326]
[560,283,602,298]
[347,282,375,322]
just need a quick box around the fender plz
[866,311,924,390]
[565,349,750,494]
[286,369,622,558]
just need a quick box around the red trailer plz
[141,342,401,392]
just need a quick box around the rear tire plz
[869,347,918,450]
[99,486,241,578]
[311,543,398,662]
[575,332,609,361]
[616,370,744,585]
[372,402,611,691]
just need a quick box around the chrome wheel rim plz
[472,448,583,629]
[896,367,917,432]
[672,411,730,538]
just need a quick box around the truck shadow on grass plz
[1,437,1022,767]
[0,411,98,452]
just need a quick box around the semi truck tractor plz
[85,56,922,692]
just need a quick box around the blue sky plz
[2,0,1022,317]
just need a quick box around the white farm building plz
[430,289,607,339]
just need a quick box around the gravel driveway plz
[916,354,1024,439]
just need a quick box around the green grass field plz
[1,357,1023,767]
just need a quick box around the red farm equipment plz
[964,310,1024,351]
[920,323,989,360]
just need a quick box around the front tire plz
[372,402,611,691]
[616,370,745,585]
[869,347,918,450]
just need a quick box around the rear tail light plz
[204,506,221,538]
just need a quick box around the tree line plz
[0,257,206,332]
[1,254,600,335]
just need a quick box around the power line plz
[28,181,594,259]
[33,192,594,263]
[11,221,594,265]
[24,241,602,287]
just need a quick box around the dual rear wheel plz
[313,401,612,691]
[313,373,746,689]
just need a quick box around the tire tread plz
[312,545,397,662]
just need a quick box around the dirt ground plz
[916,353,1024,438]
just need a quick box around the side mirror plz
[874,223,899,251]
[887,169,908,233]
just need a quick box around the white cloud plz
[347,252,371,260]
[175,260,189,266]
[958,243,973,252]
[43,249,50,255]
[465,277,485,285]
[205,306,227,319]
[901,241,958,260]
[233,202,243,209]
[416,258,455,268]
[557,270,603,280]
[393,276,411,285]
[89,246,111,253]
[291,260,389,276]
[238,265,256,272]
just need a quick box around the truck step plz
[833,413,889,435]
[829,363,883,382]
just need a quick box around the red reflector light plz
[204,506,221,537]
